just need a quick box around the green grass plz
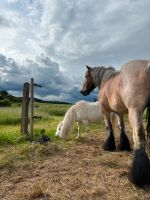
[35,102,71,116]
[0,103,72,146]
[0,102,71,125]
[0,102,147,147]
[0,106,21,125]
[0,102,101,168]
[0,102,73,171]
[1,102,150,200]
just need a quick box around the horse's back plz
[100,60,150,113]
[120,60,150,87]
[121,59,149,71]
[75,101,102,123]
[120,60,150,110]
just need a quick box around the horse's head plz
[80,65,96,96]
[55,121,63,137]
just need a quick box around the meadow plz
[0,103,150,200]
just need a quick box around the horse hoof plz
[117,142,131,151]
[76,136,81,140]
[128,148,150,186]
[117,144,131,151]
[118,133,131,151]
[103,144,116,151]
[103,135,116,151]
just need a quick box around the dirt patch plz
[0,128,150,200]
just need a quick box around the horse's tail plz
[145,61,150,73]
[146,62,150,141]
[146,100,150,142]
[60,105,76,139]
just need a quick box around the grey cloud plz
[39,0,150,72]
[0,53,82,102]
[0,0,150,102]
[0,15,10,27]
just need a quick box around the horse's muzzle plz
[80,90,88,96]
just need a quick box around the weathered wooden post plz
[20,82,29,138]
[30,78,34,142]
[29,78,42,142]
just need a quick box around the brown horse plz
[80,65,131,151]
[81,60,150,186]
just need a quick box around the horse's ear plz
[86,65,92,71]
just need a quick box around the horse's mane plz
[91,66,120,89]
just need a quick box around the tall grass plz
[0,107,21,125]
[0,103,71,146]
[0,103,74,172]
[36,103,71,116]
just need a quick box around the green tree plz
[0,90,9,96]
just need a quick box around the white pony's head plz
[55,121,63,137]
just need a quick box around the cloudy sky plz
[0,0,150,102]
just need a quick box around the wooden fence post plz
[20,82,29,138]
[30,78,34,142]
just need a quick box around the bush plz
[0,99,11,107]
[0,90,9,96]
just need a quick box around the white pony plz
[55,100,119,140]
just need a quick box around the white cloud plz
[0,0,150,102]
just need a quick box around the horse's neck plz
[92,68,118,89]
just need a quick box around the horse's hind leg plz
[117,115,131,151]
[128,109,150,186]
[102,110,116,151]
[76,122,81,140]
[86,125,94,143]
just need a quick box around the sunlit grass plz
[0,103,72,146]
[1,103,150,200]
[0,102,102,166]
[0,103,73,171]
[0,106,21,125]
[0,102,118,169]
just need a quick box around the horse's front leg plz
[102,109,116,151]
[128,109,150,186]
[117,114,131,151]
[76,122,81,140]
[81,120,93,142]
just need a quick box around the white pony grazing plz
[55,100,119,140]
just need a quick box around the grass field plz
[0,103,150,200]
